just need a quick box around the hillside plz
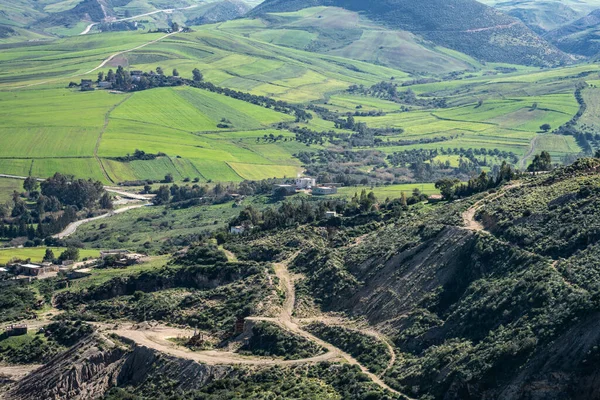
[4,158,600,399]
[250,0,572,67]
[478,0,591,33]
[545,9,600,57]
[222,6,481,74]
[0,0,253,41]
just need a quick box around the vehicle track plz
[97,254,410,398]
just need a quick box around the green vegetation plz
[0,248,100,265]
[306,323,391,374]
[240,321,325,360]
[0,333,59,364]
[0,283,37,322]
[105,364,397,400]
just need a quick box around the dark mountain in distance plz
[250,0,572,67]
[545,9,600,57]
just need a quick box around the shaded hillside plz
[479,0,584,33]
[545,9,600,57]
[280,159,600,399]
[250,0,572,66]
[187,0,252,25]
[231,6,479,74]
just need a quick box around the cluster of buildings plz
[273,177,339,197]
[0,249,143,280]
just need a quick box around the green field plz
[0,178,24,203]
[0,6,592,189]
[337,183,439,199]
[0,247,101,265]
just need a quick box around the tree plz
[192,68,203,82]
[172,69,179,77]
[43,248,55,263]
[23,176,38,192]
[171,22,179,32]
[153,186,170,205]
[97,71,104,82]
[99,192,113,210]
[156,66,164,76]
[58,247,80,262]
[540,123,551,133]
[435,178,460,200]
[527,151,552,173]
[164,173,174,183]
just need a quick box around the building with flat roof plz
[296,177,316,189]
[14,263,58,276]
[313,186,338,196]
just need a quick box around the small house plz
[0,267,8,278]
[4,324,27,337]
[100,250,130,259]
[231,225,252,235]
[98,81,112,89]
[313,186,338,196]
[325,211,338,219]
[80,79,93,91]
[295,177,316,189]
[15,263,58,276]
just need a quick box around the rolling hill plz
[250,0,573,67]
[477,0,594,33]
[545,9,600,57]
[0,0,254,41]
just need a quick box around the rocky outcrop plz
[5,334,235,400]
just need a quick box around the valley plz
[2,0,600,399]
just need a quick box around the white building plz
[313,186,338,195]
[231,225,252,235]
[296,177,316,189]
[325,211,338,219]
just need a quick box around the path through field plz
[519,135,540,170]
[6,30,181,90]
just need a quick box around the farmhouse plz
[0,267,8,277]
[3,324,27,338]
[80,79,93,91]
[325,211,338,219]
[295,177,316,189]
[100,249,130,259]
[98,81,112,89]
[14,263,58,276]
[231,225,252,235]
[313,186,338,196]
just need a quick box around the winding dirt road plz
[96,254,409,397]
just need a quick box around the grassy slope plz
[0,19,592,186]
[0,247,100,264]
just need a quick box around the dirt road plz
[97,254,409,397]
[80,5,198,35]
[52,203,150,239]
[6,30,180,90]
[462,183,522,232]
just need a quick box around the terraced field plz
[0,9,593,186]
